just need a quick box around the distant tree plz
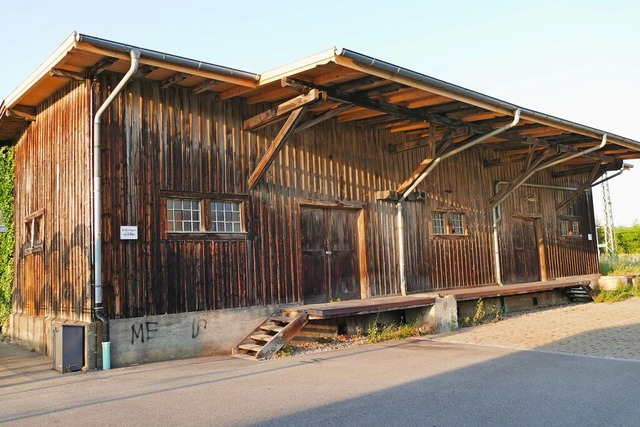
[615,224,640,254]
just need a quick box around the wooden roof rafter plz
[161,72,189,89]
[86,56,117,77]
[132,64,159,81]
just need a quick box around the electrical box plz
[52,324,85,373]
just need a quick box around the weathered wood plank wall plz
[12,81,92,321]
[92,74,598,318]
[11,75,600,322]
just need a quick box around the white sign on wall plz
[120,226,139,240]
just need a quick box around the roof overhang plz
[0,32,259,141]
[238,46,640,171]
[1,34,639,170]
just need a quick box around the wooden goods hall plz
[1,33,639,368]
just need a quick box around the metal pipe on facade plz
[490,134,608,210]
[396,109,521,295]
[92,48,140,370]
[591,163,632,187]
[490,133,608,285]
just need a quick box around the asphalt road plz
[2,336,640,426]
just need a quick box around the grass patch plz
[600,255,640,276]
[367,320,422,343]
[594,284,640,303]
[276,344,296,357]
[459,298,503,328]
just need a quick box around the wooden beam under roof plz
[386,88,428,103]
[360,82,403,98]
[312,67,362,85]
[556,162,603,211]
[294,103,353,133]
[390,122,429,133]
[50,69,85,82]
[395,129,469,194]
[244,89,323,131]
[333,75,382,92]
[133,64,159,81]
[404,95,451,109]
[161,72,188,89]
[86,57,116,77]
[337,107,385,122]
[193,79,218,94]
[247,86,299,105]
[7,108,36,121]
[287,78,464,129]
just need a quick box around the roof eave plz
[334,48,640,153]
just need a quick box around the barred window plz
[431,212,446,235]
[209,201,243,233]
[167,199,201,232]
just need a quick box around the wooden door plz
[300,207,360,303]
[512,218,541,283]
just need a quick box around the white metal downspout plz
[93,48,141,370]
[397,109,521,295]
[491,133,608,285]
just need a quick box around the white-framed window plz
[163,193,247,237]
[431,212,446,235]
[431,210,467,236]
[560,217,581,237]
[450,212,465,235]
[167,199,201,232]
[209,201,243,233]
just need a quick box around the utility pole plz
[602,173,616,256]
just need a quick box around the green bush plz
[0,146,14,326]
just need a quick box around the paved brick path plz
[434,298,640,361]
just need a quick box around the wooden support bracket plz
[243,89,322,131]
[395,127,472,195]
[86,57,116,77]
[161,72,188,89]
[248,106,307,190]
[50,68,85,82]
[193,79,218,94]
[294,103,353,134]
[7,108,36,122]
[490,152,568,208]
[555,162,603,211]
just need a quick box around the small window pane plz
[210,200,243,233]
[431,212,446,235]
[450,213,465,235]
[167,198,201,232]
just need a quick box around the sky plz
[0,0,638,225]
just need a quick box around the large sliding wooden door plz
[300,207,360,303]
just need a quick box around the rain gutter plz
[92,48,141,370]
[76,33,259,82]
